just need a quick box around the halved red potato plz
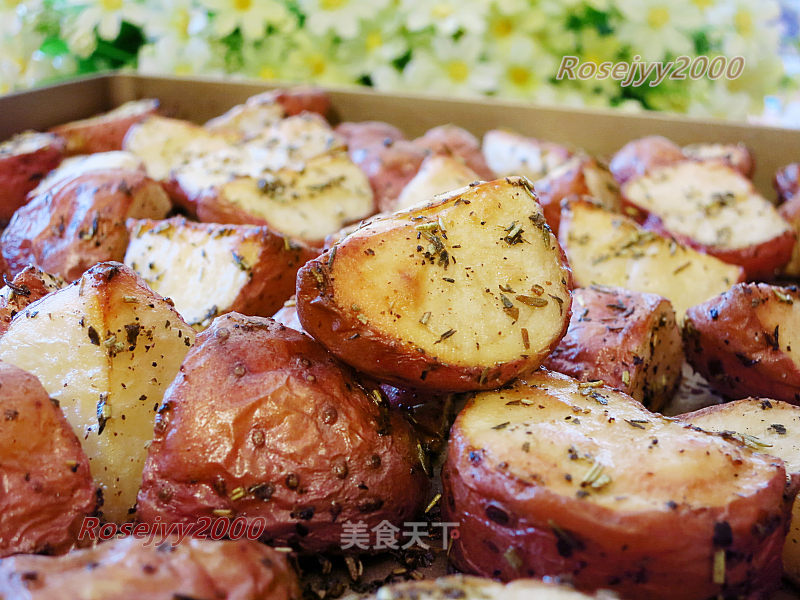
[779,193,800,276]
[0,361,95,557]
[679,398,800,586]
[125,217,316,329]
[534,155,621,235]
[608,136,686,185]
[558,198,744,318]
[0,536,301,599]
[1,169,171,281]
[482,129,573,180]
[137,313,429,554]
[0,266,65,335]
[0,131,65,224]
[0,263,195,522]
[622,161,795,279]
[775,163,800,204]
[682,142,754,178]
[297,177,573,392]
[543,286,682,412]
[442,370,794,599]
[413,125,495,180]
[29,150,145,198]
[683,282,800,403]
[335,120,406,152]
[49,99,159,155]
[394,154,480,211]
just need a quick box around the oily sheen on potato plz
[0,263,195,522]
[442,370,794,599]
[680,398,800,586]
[0,266,65,335]
[297,177,573,392]
[137,313,429,553]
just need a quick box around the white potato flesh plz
[0,264,195,522]
[395,154,480,211]
[204,100,285,139]
[30,151,145,197]
[0,131,61,156]
[482,130,571,180]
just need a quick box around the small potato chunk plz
[413,125,495,180]
[679,398,800,585]
[0,362,95,557]
[125,217,316,329]
[29,150,145,198]
[779,192,800,276]
[0,131,65,224]
[1,170,171,281]
[395,154,480,211]
[0,535,301,599]
[442,370,794,599]
[684,283,800,403]
[137,314,429,553]
[50,99,159,155]
[544,286,682,412]
[775,163,800,204]
[482,129,573,180]
[336,121,405,151]
[297,177,573,392]
[682,142,754,178]
[271,297,304,333]
[609,136,685,185]
[622,161,795,279]
[0,263,195,522]
[559,198,744,318]
[0,266,65,335]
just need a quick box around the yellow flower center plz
[259,66,276,80]
[365,31,382,51]
[491,16,514,38]
[234,0,252,11]
[646,6,670,29]
[174,9,190,36]
[308,54,327,76]
[100,0,122,10]
[508,65,530,87]
[447,60,469,83]
[431,3,453,19]
[734,10,753,36]
[691,0,713,10]
[320,0,347,9]
[174,63,193,76]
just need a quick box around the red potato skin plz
[1,170,171,281]
[271,300,305,333]
[775,163,799,204]
[336,121,406,151]
[266,86,331,118]
[349,139,427,213]
[442,396,794,599]
[0,361,96,557]
[413,125,495,181]
[0,267,64,336]
[49,100,159,155]
[0,536,301,600]
[684,283,800,403]
[609,136,685,185]
[137,314,429,554]
[0,136,64,225]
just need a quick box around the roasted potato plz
[608,136,686,185]
[49,99,159,155]
[0,131,64,224]
[543,286,682,412]
[125,217,316,329]
[622,161,795,279]
[394,154,480,211]
[442,370,794,599]
[682,142,754,178]
[1,169,171,281]
[558,198,744,318]
[775,163,800,204]
[271,297,305,333]
[413,125,495,181]
[335,120,406,151]
[482,129,573,180]
[0,535,301,599]
[297,177,573,392]
[29,150,145,198]
[0,262,195,521]
[683,282,800,403]
[0,266,65,335]
[778,190,800,277]
[679,398,800,585]
[137,313,429,553]
[534,155,621,235]
[0,361,95,557]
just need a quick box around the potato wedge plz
[414,125,495,180]
[125,217,316,328]
[682,142,753,178]
[679,398,800,585]
[442,370,794,599]
[0,361,95,557]
[0,266,65,335]
[297,177,572,392]
[29,150,144,199]
[543,286,682,412]
[558,198,744,318]
[1,169,171,281]
[0,262,195,521]
[622,161,795,279]
[0,131,64,224]
[775,163,800,204]
[0,535,301,599]
[137,313,429,553]
[395,154,480,211]
[482,129,573,180]
[683,282,800,402]
[50,99,159,155]
[336,120,406,151]
[608,136,686,185]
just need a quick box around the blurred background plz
[1,0,798,126]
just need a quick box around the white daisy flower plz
[708,0,781,58]
[200,0,291,40]
[59,0,150,42]
[614,0,704,60]
[283,30,354,86]
[489,36,558,100]
[137,34,222,77]
[336,8,408,79]
[298,0,389,39]
[143,0,209,41]
[401,0,488,36]
[239,34,293,81]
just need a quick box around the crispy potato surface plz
[608,136,686,185]
[0,266,65,335]
[413,125,494,181]
[682,142,754,178]
[482,129,573,180]
[394,154,480,211]
[29,150,145,198]
[779,192,800,276]
[297,177,573,392]
[442,370,793,599]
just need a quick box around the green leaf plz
[39,36,69,57]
